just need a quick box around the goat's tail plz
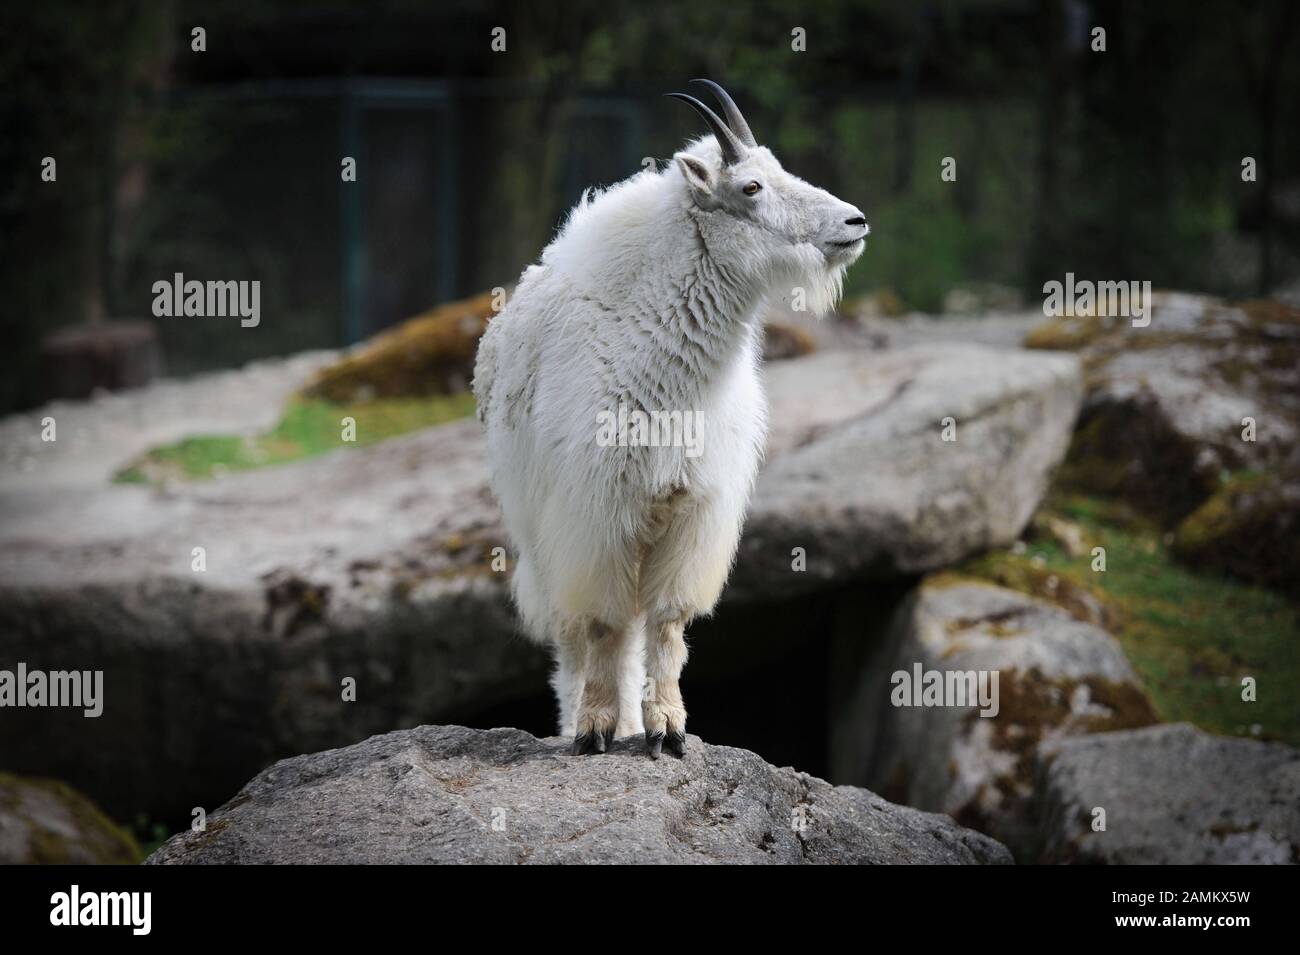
[510,553,550,645]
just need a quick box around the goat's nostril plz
[845,215,867,226]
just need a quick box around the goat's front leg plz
[642,610,689,759]
[567,618,633,754]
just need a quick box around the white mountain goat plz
[473,80,868,757]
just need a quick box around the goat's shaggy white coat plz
[474,126,866,755]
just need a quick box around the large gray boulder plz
[0,344,1081,818]
[1034,723,1300,864]
[732,345,1082,598]
[829,578,1157,859]
[146,724,1012,864]
[0,387,530,821]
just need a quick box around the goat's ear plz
[675,153,716,205]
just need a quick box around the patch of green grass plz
[130,814,175,859]
[115,393,477,484]
[959,491,1300,746]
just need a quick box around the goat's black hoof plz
[573,728,612,755]
[646,732,664,759]
[664,731,687,758]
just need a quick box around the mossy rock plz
[1239,297,1300,330]
[980,668,1159,763]
[864,579,1158,858]
[1172,471,1300,595]
[761,321,816,361]
[0,772,142,864]
[302,289,503,402]
[939,561,1116,631]
[843,287,907,318]
[953,667,1159,841]
[1023,314,1115,351]
[1027,294,1299,533]
[1057,396,1220,528]
[877,288,907,317]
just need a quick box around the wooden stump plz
[39,321,161,402]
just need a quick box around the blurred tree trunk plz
[478,2,608,288]
[0,3,172,408]
[107,5,176,317]
[891,6,929,197]
[1030,0,1067,287]
[892,49,917,195]
[1235,1,1298,295]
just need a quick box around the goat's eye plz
[742,180,761,196]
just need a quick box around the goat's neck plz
[626,212,764,406]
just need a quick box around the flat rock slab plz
[0,344,1081,818]
[1,344,1082,595]
[737,346,1083,598]
[1035,723,1300,864]
[146,724,1012,865]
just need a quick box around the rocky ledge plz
[146,724,1012,865]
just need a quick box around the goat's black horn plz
[665,92,744,165]
[690,78,757,147]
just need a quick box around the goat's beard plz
[768,245,850,318]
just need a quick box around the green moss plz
[1172,472,1268,551]
[1054,402,1218,527]
[130,814,175,857]
[114,392,477,484]
[957,492,1300,745]
[1171,471,1299,594]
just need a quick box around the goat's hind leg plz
[551,627,587,738]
